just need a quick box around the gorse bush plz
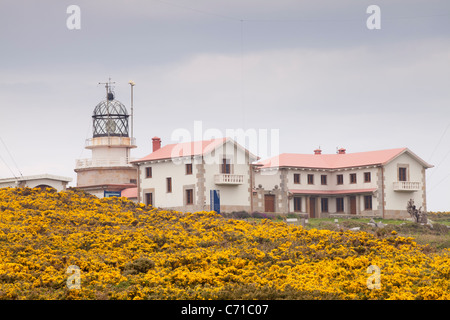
[0,187,449,300]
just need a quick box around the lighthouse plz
[74,79,137,198]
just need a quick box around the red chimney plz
[314,148,322,155]
[337,148,346,154]
[152,137,161,152]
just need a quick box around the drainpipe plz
[249,163,254,213]
[381,166,385,219]
[135,162,141,204]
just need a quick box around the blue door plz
[210,190,220,214]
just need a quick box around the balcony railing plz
[214,174,244,185]
[75,157,135,169]
[85,137,136,148]
[393,181,421,192]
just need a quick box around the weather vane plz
[98,77,116,100]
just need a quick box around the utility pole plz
[128,80,135,140]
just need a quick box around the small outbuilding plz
[0,174,72,191]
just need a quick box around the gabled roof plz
[132,137,259,163]
[258,148,433,170]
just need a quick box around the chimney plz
[152,137,161,152]
[314,148,322,155]
[337,148,346,154]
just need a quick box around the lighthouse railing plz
[85,136,136,148]
[75,157,136,169]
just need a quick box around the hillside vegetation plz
[0,187,449,300]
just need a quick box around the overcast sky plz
[0,0,449,210]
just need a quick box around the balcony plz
[393,181,421,192]
[85,137,136,149]
[214,174,244,185]
[75,157,135,169]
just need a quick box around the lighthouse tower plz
[74,80,137,197]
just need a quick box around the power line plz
[428,171,450,193]
[152,0,241,21]
[428,147,450,180]
[240,19,245,129]
[0,136,23,179]
[245,12,450,23]
[0,151,18,180]
[153,0,450,23]
[428,122,450,162]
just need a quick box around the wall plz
[76,167,137,186]
[203,140,252,212]
[139,159,198,209]
[383,152,426,218]
[285,167,379,193]
[0,179,68,191]
[255,166,381,217]
[91,146,130,161]
[137,140,254,213]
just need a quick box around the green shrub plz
[122,258,155,276]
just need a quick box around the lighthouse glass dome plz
[92,95,129,138]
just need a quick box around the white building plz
[0,174,72,191]
[132,137,258,213]
[253,147,433,219]
[74,86,137,198]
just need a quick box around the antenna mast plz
[98,77,116,137]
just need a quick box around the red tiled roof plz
[133,137,259,163]
[121,187,137,198]
[132,138,227,163]
[258,148,432,169]
[289,188,377,195]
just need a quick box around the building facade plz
[253,148,433,219]
[132,137,258,213]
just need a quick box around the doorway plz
[264,194,275,213]
[309,197,316,218]
[350,196,357,215]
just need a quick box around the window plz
[145,167,152,178]
[321,198,328,212]
[186,189,194,205]
[221,158,231,174]
[364,172,371,183]
[321,175,327,185]
[186,163,193,175]
[166,177,172,193]
[130,179,137,184]
[350,173,357,184]
[294,173,300,184]
[294,197,302,212]
[337,174,343,185]
[364,195,372,210]
[307,174,314,185]
[336,197,344,212]
[145,193,153,206]
[399,167,407,182]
